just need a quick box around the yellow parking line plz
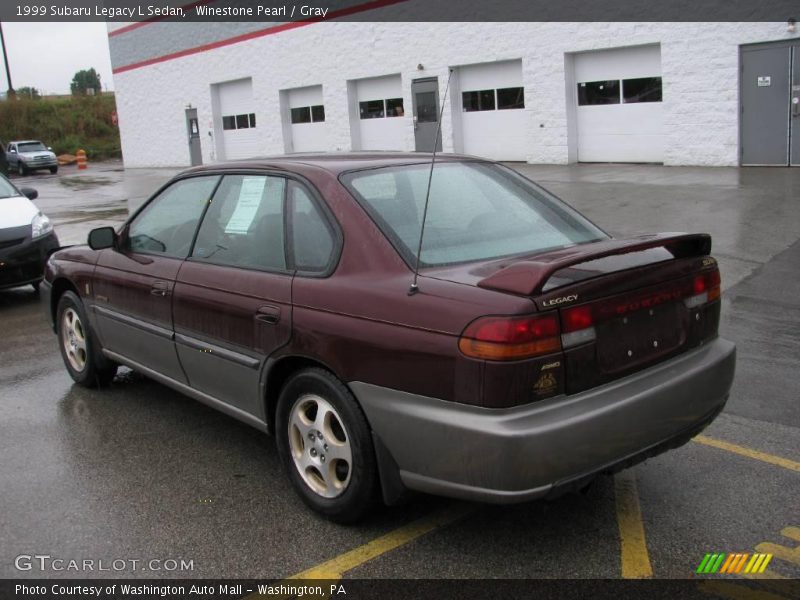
[245,503,474,599]
[289,503,474,579]
[780,527,800,543]
[693,435,800,473]
[614,470,653,578]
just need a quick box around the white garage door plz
[215,78,259,161]
[575,45,664,163]
[356,75,405,151]
[459,60,527,161]
[288,85,328,153]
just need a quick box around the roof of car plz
[10,140,44,145]
[184,152,493,176]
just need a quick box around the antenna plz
[409,67,454,296]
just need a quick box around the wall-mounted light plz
[789,18,797,34]
[417,63,424,71]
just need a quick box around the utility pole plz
[0,22,15,99]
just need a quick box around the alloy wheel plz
[61,307,87,372]
[288,393,352,498]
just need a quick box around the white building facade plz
[107,21,800,168]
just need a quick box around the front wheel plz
[57,290,117,387]
[17,162,26,176]
[49,166,58,174]
[276,368,378,523]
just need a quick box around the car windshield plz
[0,175,20,199]
[341,161,607,267]
[18,142,48,153]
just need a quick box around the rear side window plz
[128,176,219,258]
[192,175,287,271]
[342,162,606,267]
[288,181,335,273]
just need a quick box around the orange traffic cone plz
[76,149,87,170]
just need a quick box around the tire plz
[49,166,58,174]
[276,368,378,523]
[17,162,26,176]
[56,290,118,387]
[31,280,41,293]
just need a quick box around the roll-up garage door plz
[458,60,527,161]
[356,75,405,151]
[575,45,664,163]
[288,86,328,153]
[215,78,259,161]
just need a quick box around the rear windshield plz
[341,161,607,267]
[18,142,47,153]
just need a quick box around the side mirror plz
[47,146,53,151]
[19,187,38,200]
[9,148,16,154]
[88,226,116,250]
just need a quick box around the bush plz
[0,94,121,160]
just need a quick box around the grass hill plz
[0,94,121,160]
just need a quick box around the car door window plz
[288,181,335,273]
[192,174,287,271]
[127,176,219,258]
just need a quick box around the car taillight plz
[561,305,597,348]
[458,313,561,360]
[685,268,721,308]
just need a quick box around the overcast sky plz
[1,22,114,95]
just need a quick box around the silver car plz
[7,140,58,175]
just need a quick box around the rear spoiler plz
[477,233,712,296]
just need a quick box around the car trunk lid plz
[467,233,722,396]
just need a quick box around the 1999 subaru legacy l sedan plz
[42,154,736,522]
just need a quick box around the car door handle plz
[150,281,170,297]
[255,305,280,325]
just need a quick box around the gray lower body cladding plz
[351,337,736,504]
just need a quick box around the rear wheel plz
[276,368,378,523]
[57,291,117,387]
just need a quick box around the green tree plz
[16,86,41,99]
[70,68,101,96]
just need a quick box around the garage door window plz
[311,105,325,122]
[577,80,620,105]
[622,77,662,103]
[291,105,325,124]
[360,98,404,119]
[222,113,257,130]
[496,87,525,110]
[462,89,495,112]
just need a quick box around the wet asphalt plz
[1,162,798,581]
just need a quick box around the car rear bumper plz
[351,337,736,504]
[0,232,60,289]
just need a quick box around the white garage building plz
[107,20,800,168]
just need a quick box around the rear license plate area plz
[596,302,686,373]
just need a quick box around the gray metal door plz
[741,44,791,166]
[185,108,202,166]
[412,77,442,152]
[791,44,800,166]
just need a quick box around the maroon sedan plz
[42,154,735,522]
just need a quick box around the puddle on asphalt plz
[59,176,115,189]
